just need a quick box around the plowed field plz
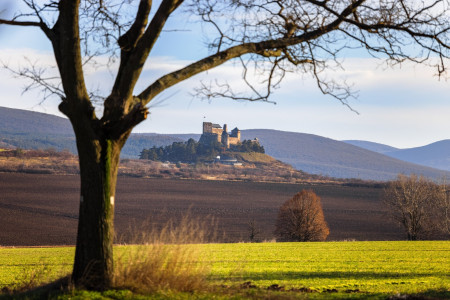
[0,173,403,246]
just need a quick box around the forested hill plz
[140,138,265,163]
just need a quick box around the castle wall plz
[200,121,240,148]
[228,137,240,146]
[230,128,241,141]
[203,122,223,140]
[211,127,223,136]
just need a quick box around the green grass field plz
[201,241,450,297]
[0,241,449,299]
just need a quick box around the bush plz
[274,190,329,242]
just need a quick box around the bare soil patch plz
[0,173,403,246]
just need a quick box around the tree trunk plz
[71,122,125,290]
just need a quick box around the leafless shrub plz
[247,219,261,242]
[274,190,329,242]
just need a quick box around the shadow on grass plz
[210,270,441,281]
[0,276,70,300]
[389,289,450,300]
[0,279,448,300]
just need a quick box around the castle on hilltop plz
[199,122,241,148]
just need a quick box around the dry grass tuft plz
[113,214,216,293]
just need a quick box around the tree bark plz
[70,118,126,290]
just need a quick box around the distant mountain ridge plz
[0,107,77,152]
[239,129,449,180]
[343,140,399,154]
[0,106,73,135]
[343,139,450,172]
[0,107,185,157]
[1,106,450,180]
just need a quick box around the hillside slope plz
[384,140,450,172]
[343,140,399,154]
[343,139,450,172]
[241,129,450,180]
[0,106,73,135]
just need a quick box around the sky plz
[0,2,449,149]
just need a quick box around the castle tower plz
[221,124,229,148]
[231,127,241,140]
[203,122,212,134]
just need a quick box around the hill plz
[342,140,399,154]
[343,139,450,172]
[0,107,183,157]
[0,107,77,152]
[240,129,450,180]
[0,106,73,135]
[384,140,450,172]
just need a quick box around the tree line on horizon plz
[139,138,265,162]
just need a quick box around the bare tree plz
[432,180,450,237]
[247,218,261,242]
[0,0,448,289]
[383,174,442,240]
[274,190,329,242]
[438,190,450,236]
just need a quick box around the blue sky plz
[0,2,449,149]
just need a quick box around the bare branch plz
[1,58,64,100]
[111,0,184,96]
[183,0,449,109]
[0,0,57,38]
[104,0,184,124]
[0,18,42,27]
[139,0,366,105]
[118,0,152,51]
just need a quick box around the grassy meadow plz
[0,241,449,299]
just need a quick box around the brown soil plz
[0,173,403,246]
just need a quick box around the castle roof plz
[212,123,221,128]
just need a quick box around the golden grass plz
[113,214,216,293]
[0,156,79,174]
[233,152,275,164]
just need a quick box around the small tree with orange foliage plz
[274,190,329,242]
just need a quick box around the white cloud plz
[0,48,449,148]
